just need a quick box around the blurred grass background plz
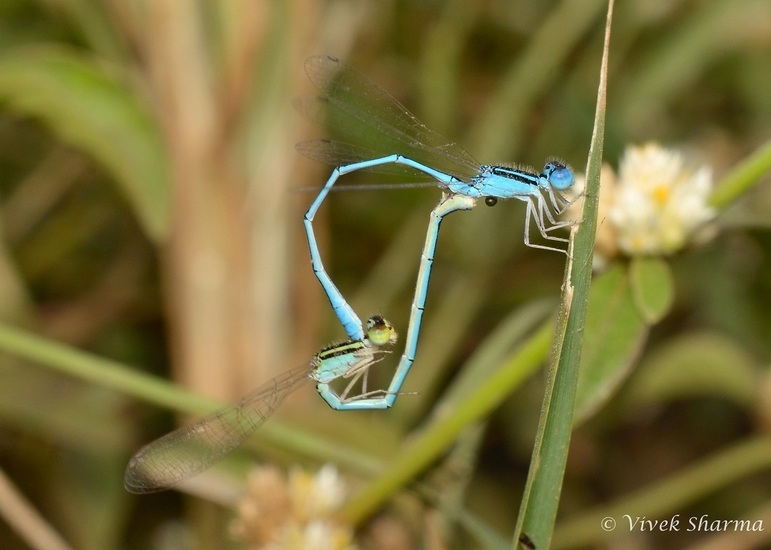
[0,0,769,549]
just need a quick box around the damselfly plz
[299,55,577,410]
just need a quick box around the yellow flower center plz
[652,183,670,206]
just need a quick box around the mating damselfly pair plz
[124,55,577,494]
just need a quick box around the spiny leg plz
[338,352,389,401]
[548,185,584,215]
[524,198,570,254]
[532,190,572,232]
[532,196,570,243]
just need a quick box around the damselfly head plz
[365,315,398,346]
[543,160,575,190]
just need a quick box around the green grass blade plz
[553,436,771,548]
[513,1,614,547]
[0,322,382,476]
[340,319,555,525]
[709,137,771,210]
[0,45,169,242]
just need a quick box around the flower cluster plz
[571,142,716,259]
[231,465,356,550]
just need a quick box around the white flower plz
[610,143,715,255]
[231,465,356,550]
[572,143,716,259]
[288,464,348,522]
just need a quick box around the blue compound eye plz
[544,162,575,190]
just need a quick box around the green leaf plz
[626,331,760,409]
[629,256,675,324]
[574,263,647,424]
[0,45,169,242]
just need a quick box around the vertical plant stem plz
[513,1,613,547]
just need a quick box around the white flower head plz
[571,142,716,260]
[231,464,356,550]
[609,143,715,255]
[289,464,348,522]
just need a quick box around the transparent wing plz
[295,138,426,178]
[295,138,387,170]
[296,55,481,181]
[124,365,311,494]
